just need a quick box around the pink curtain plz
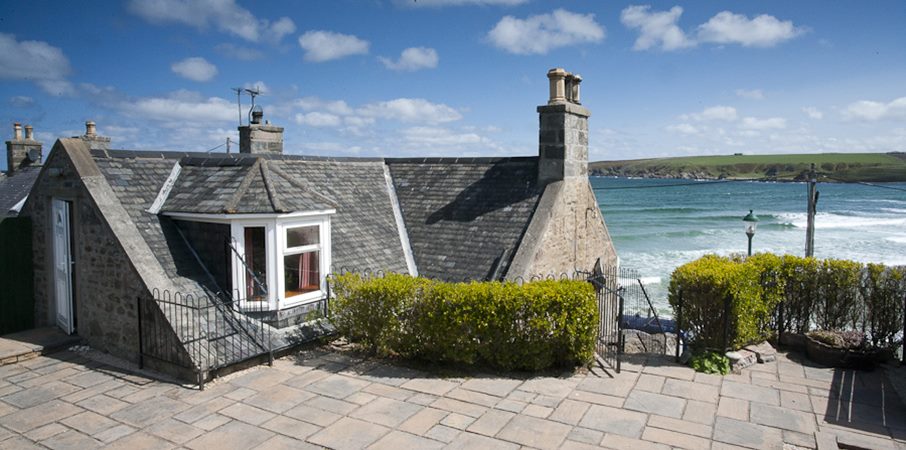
[299,252,311,289]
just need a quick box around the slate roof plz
[162,157,336,214]
[90,150,409,294]
[387,157,542,281]
[0,166,41,218]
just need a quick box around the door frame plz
[51,198,75,335]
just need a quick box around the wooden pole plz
[805,163,817,257]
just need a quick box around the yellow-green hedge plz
[329,273,597,371]
[669,254,906,351]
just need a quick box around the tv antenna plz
[244,86,261,124]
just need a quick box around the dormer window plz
[164,210,333,311]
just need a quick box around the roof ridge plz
[259,160,285,213]
[223,158,262,213]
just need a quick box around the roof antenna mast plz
[244,86,261,124]
[231,87,243,127]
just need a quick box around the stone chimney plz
[537,68,590,185]
[5,122,43,174]
[77,120,111,150]
[238,107,283,154]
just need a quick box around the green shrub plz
[329,275,597,371]
[668,255,778,350]
[689,351,730,375]
[670,253,905,352]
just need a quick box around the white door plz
[52,199,74,334]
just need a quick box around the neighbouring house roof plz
[0,166,41,219]
[387,157,542,281]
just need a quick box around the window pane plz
[284,251,320,298]
[244,227,267,301]
[286,225,319,248]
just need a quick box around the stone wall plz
[25,144,146,362]
[525,179,618,276]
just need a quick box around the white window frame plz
[276,216,331,308]
[164,209,334,311]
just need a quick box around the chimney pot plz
[13,123,22,141]
[547,68,568,104]
[24,125,33,140]
[571,74,582,104]
[85,121,96,136]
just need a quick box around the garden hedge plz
[329,273,598,371]
[668,254,906,351]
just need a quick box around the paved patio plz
[0,346,904,450]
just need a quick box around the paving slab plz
[496,415,572,450]
[39,429,102,450]
[308,417,389,449]
[600,432,670,450]
[642,426,711,450]
[260,415,320,439]
[368,430,444,450]
[443,431,520,450]
[722,380,780,405]
[623,390,686,418]
[577,404,647,438]
[713,416,784,450]
[0,399,83,433]
[186,420,274,450]
[466,409,514,436]
[749,402,817,434]
[349,396,421,427]
[398,407,447,435]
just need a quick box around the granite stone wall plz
[526,179,618,276]
[26,146,146,362]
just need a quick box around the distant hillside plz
[589,152,906,182]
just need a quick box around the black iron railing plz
[138,289,274,389]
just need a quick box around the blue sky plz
[2,0,905,170]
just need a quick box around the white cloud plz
[269,17,297,41]
[735,89,764,100]
[243,81,270,95]
[666,123,700,135]
[0,33,74,96]
[620,5,692,51]
[294,112,341,127]
[487,9,605,55]
[8,96,35,108]
[402,126,484,146]
[120,90,235,125]
[171,57,218,82]
[298,30,370,62]
[127,0,295,43]
[620,5,804,51]
[403,0,527,6]
[358,98,461,124]
[843,97,906,121]
[802,106,823,120]
[697,11,805,47]
[293,97,354,115]
[740,116,786,130]
[379,47,439,71]
[215,43,264,61]
[682,105,738,122]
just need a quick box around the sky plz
[1,0,905,170]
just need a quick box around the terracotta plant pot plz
[804,335,883,369]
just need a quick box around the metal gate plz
[585,261,624,373]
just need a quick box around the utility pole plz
[805,163,818,257]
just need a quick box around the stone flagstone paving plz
[0,347,904,449]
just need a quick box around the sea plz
[591,177,906,318]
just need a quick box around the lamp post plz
[743,210,759,256]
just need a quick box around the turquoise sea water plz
[591,177,906,317]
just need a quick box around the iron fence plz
[138,289,274,389]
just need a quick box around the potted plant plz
[805,330,886,368]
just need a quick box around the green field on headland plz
[589,152,906,182]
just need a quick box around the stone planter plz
[804,335,886,369]
[779,332,808,352]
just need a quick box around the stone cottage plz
[20,68,617,380]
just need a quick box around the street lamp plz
[742,210,759,256]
